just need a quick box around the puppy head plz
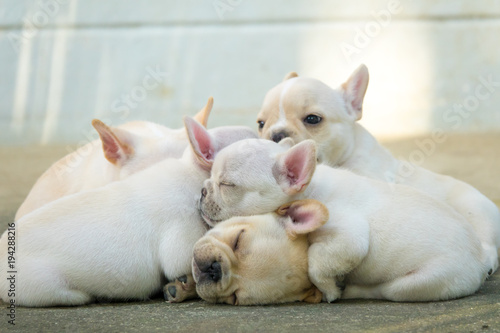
[193,199,327,305]
[91,98,216,177]
[199,139,317,226]
[184,116,258,172]
[256,64,369,166]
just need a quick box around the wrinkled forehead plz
[205,215,259,236]
[213,139,285,175]
[236,238,310,304]
[264,78,335,105]
[209,126,258,150]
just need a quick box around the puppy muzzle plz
[271,130,290,143]
[193,259,222,284]
[198,189,224,227]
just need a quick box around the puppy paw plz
[163,274,198,303]
[312,278,343,303]
[322,286,343,303]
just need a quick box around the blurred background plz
[1,0,500,145]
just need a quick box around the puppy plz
[195,139,489,304]
[0,117,256,307]
[15,98,212,220]
[256,66,500,274]
[193,199,326,305]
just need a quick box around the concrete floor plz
[0,134,499,332]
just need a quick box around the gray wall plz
[1,0,500,145]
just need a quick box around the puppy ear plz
[273,140,316,195]
[340,64,369,121]
[92,119,134,166]
[184,116,215,171]
[276,199,328,239]
[300,285,323,304]
[193,96,213,128]
[283,72,299,81]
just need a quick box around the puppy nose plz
[207,261,222,282]
[271,131,288,143]
[201,187,207,198]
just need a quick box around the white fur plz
[257,66,500,274]
[272,77,298,132]
[0,124,256,307]
[15,121,189,220]
[199,139,489,302]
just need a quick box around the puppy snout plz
[200,261,222,283]
[271,131,289,143]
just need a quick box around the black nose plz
[201,187,207,198]
[271,131,288,143]
[202,261,222,282]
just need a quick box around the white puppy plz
[15,99,212,220]
[256,66,500,274]
[195,139,489,303]
[0,117,256,307]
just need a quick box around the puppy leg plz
[448,189,500,274]
[15,263,93,307]
[343,261,484,302]
[163,274,198,303]
[308,218,370,303]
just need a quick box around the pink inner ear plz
[194,129,213,161]
[291,211,313,225]
[345,67,368,114]
[102,134,121,161]
[284,146,311,192]
[286,205,321,234]
[189,120,214,163]
[94,124,131,165]
[350,77,365,111]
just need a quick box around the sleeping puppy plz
[0,117,256,307]
[194,139,489,304]
[15,98,212,220]
[193,199,325,305]
[256,66,500,274]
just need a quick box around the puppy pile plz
[0,99,257,306]
[1,66,499,307]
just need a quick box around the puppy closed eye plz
[232,229,245,251]
[219,181,235,187]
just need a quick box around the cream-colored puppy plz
[195,139,488,304]
[193,199,326,305]
[15,99,212,220]
[0,117,256,307]
[256,67,500,274]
